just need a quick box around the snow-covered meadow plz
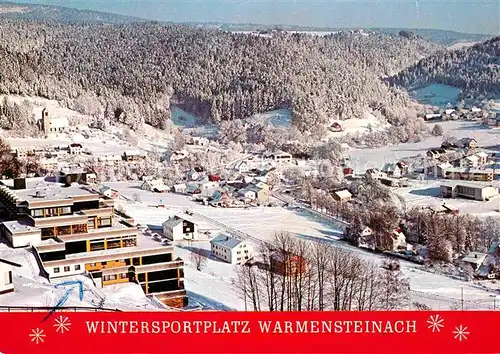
[347,120,500,172]
[107,183,500,311]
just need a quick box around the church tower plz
[41,108,50,135]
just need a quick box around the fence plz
[0,306,121,312]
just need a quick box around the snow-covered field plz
[327,113,390,140]
[347,120,500,171]
[410,83,461,107]
[244,109,292,127]
[447,41,478,51]
[107,182,499,311]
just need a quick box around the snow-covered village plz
[0,6,498,316]
[0,91,499,313]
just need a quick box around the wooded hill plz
[387,36,500,101]
[0,20,441,132]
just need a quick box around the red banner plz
[0,311,498,353]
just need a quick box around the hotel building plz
[0,177,187,307]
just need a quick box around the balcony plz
[30,214,88,228]
[101,260,184,276]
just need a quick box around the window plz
[245,256,249,259]
[41,228,55,237]
[54,267,60,273]
[73,224,87,234]
[98,217,112,228]
[237,257,241,261]
[46,208,58,217]
[60,206,71,215]
[64,266,70,272]
[56,225,71,236]
[89,263,96,267]
[32,209,43,217]
[4,271,12,285]
[75,265,81,271]
[244,250,249,253]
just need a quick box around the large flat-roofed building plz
[0,177,187,307]
[440,181,499,201]
[442,168,494,182]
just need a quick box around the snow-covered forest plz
[387,36,500,100]
[0,20,441,134]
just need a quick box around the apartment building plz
[0,177,187,307]
[442,168,494,182]
[210,234,253,265]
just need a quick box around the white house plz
[0,258,21,294]
[190,136,209,146]
[68,143,83,155]
[98,185,120,199]
[141,179,169,193]
[270,151,293,163]
[187,168,200,181]
[476,151,489,165]
[381,163,402,178]
[162,214,199,241]
[365,168,387,180]
[391,229,407,252]
[461,252,487,271]
[210,234,254,265]
[333,189,352,202]
[460,155,479,168]
[170,149,190,163]
[172,183,187,194]
[237,188,257,201]
[357,226,375,249]
[198,181,219,191]
[434,162,453,178]
[235,161,249,173]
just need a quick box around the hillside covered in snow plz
[0,19,441,135]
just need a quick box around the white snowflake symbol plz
[29,328,46,344]
[54,315,72,334]
[426,314,445,332]
[453,325,470,342]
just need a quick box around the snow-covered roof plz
[2,220,39,234]
[210,234,243,250]
[162,218,182,229]
[462,252,487,265]
[465,155,479,162]
[476,151,489,158]
[437,162,453,169]
[334,190,352,199]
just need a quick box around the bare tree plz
[190,249,208,271]
[431,123,444,136]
